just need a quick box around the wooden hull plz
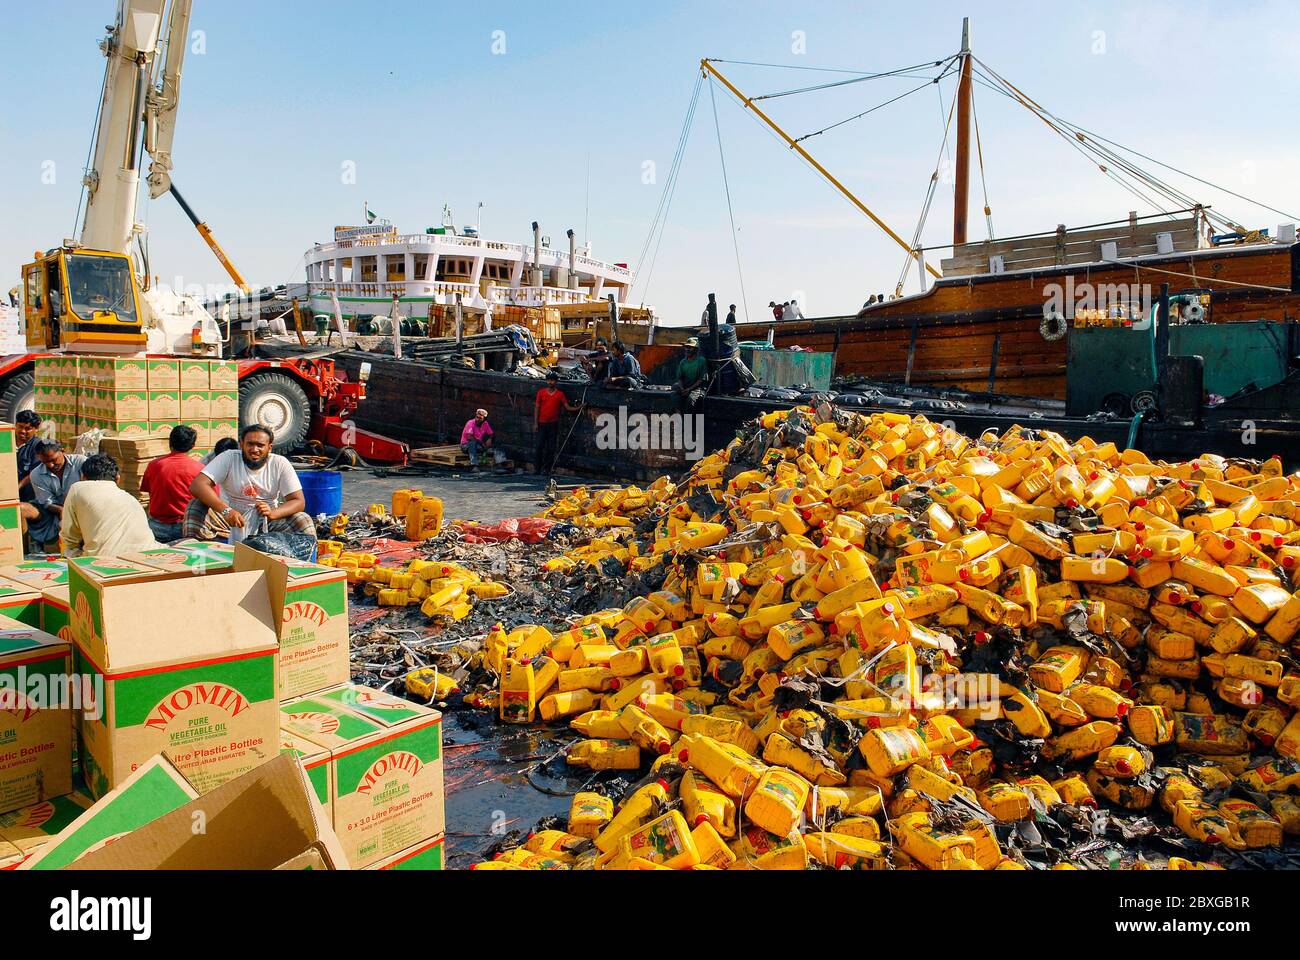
[736,243,1300,401]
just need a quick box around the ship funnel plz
[531,221,543,287]
[567,229,579,290]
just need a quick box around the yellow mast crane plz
[700,58,941,281]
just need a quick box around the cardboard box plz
[0,560,69,590]
[179,420,209,449]
[279,683,443,869]
[0,790,92,868]
[180,390,210,420]
[0,577,42,628]
[179,358,211,391]
[234,545,350,701]
[102,358,149,391]
[40,587,70,641]
[146,359,180,390]
[0,617,74,815]
[0,503,22,566]
[20,753,199,869]
[67,557,280,799]
[147,390,180,421]
[209,361,238,391]
[0,424,17,502]
[61,752,347,871]
[120,544,228,577]
[211,419,239,443]
[0,837,21,869]
[366,833,445,871]
[209,391,239,421]
[172,541,235,572]
[102,390,148,423]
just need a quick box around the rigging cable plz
[753,58,954,101]
[795,65,956,143]
[632,72,704,305]
[708,76,750,323]
[895,75,959,296]
[970,58,1244,232]
[971,88,994,239]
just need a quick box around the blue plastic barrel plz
[297,469,343,518]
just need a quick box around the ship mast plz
[952,17,973,248]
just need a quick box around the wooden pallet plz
[410,445,514,470]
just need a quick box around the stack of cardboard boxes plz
[99,436,186,502]
[0,538,445,870]
[33,355,240,453]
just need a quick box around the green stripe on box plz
[0,793,88,835]
[0,504,17,532]
[113,653,276,728]
[26,763,194,870]
[316,687,431,727]
[0,430,12,455]
[0,598,41,628]
[335,724,441,794]
[280,700,378,741]
[388,839,444,871]
[286,580,348,618]
[280,742,330,806]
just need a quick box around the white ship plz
[303,215,636,325]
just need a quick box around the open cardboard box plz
[63,752,348,870]
[67,557,279,799]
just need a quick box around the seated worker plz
[604,341,642,389]
[534,372,580,477]
[189,425,315,544]
[15,411,42,550]
[24,440,86,554]
[60,454,159,558]
[672,337,710,413]
[141,425,203,543]
[579,336,612,384]
[182,437,240,541]
[460,409,494,469]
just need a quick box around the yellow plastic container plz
[744,767,812,836]
[595,779,669,853]
[566,739,640,771]
[859,726,932,777]
[499,658,537,724]
[568,791,614,839]
[616,810,700,869]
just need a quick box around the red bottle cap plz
[609,678,622,691]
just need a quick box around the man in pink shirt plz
[460,408,494,470]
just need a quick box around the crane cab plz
[21,248,146,354]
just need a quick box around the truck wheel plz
[0,371,36,423]
[239,372,312,454]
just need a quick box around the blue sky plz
[2,0,1297,325]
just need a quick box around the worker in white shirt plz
[60,454,159,558]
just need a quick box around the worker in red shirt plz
[140,425,204,542]
[534,372,579,476]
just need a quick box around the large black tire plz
[0,371,35,424]
[239,372,312,454]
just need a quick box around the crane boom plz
[80,0,168,255]
[145,0,192,200]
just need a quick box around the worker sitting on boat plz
[60,454,159,558]
[460,409,495,470]
[189,425,315,545]
[673,337,710,413]
[535,372,580,477]
[580,336,612,384]
[604,341,643,389]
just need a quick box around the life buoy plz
[1040,311,1068,341]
